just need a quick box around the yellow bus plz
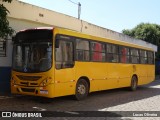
[11,27,155,100]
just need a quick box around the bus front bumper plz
[11,84,55,98]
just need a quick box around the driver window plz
[39,45,52,71]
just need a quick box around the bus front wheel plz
[75,79,89,100]
[130,76,138,91]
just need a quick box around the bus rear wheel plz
[75,79,89,101]
[130,76,138,91]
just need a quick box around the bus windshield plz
[13,42,52,73]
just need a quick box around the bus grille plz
[16,75,42,81]
[20,82,38,86]
[21,88,35,93]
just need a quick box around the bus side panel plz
[147,65,155,83]
[116,64,132,88]
[136,65,149,85]
[54,68,76,97]
[106,63,119,89]
[75,62,108,92]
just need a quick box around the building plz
[0,0,157,94]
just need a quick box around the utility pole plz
[78,2,81,19]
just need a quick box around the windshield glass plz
[13,42,52,72]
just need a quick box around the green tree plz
[0,0,14,39]
[122,23,160,58]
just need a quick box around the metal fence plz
[0,39,6,57]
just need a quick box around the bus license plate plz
[40,90,48,94]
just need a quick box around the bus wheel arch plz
[75,77,90,100]
[130,74,138,91]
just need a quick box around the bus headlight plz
[11,77,17,84]
[40,79,50,87]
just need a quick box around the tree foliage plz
[0,0,14,39]
[122,23,160,58]
[122,23,160,45]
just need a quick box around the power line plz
[68,0,78,5]
[67,0,81,19]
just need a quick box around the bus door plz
[54,36,75,97]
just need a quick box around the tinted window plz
[14,29,52,43]
[91,42,105,61]
[119,47,130,63]
[106,44,119,62]
[148,51,154,64]
[76,39,90,61]
[55,40,74,69]
[140,50,148,64]
[130,48,139,64]
[13,42,52,72]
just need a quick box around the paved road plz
[0,79,160,120]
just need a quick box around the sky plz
[19,0,160,33]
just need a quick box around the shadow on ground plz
[0,80,160,119]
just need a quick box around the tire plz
[75,79,89,100]
[130,76,138,91]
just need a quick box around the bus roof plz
[17,27,157,51]
[54,27,156,51]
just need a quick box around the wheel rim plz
[132,77,137,89]
[133,80,136,89]
[78,84,86,95]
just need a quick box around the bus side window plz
[140,50,148,64]
[76,39,90,61]
[91,42,105,62]
[148,51,154,64]
[119,47,130,63]
[55,39,74,69]
[130,48,139,64]
[106,44,119,62]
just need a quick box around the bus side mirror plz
[55,39,59,48]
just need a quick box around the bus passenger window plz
[148,51,154,64]
[55,40,74,69]
[76,39,89,61]
[140,50,148,64]
[130,49,139,64]
[119,47,130,63]
[91,42,105,62]
[106,44,119,62]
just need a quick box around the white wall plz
[0,0,157,51]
